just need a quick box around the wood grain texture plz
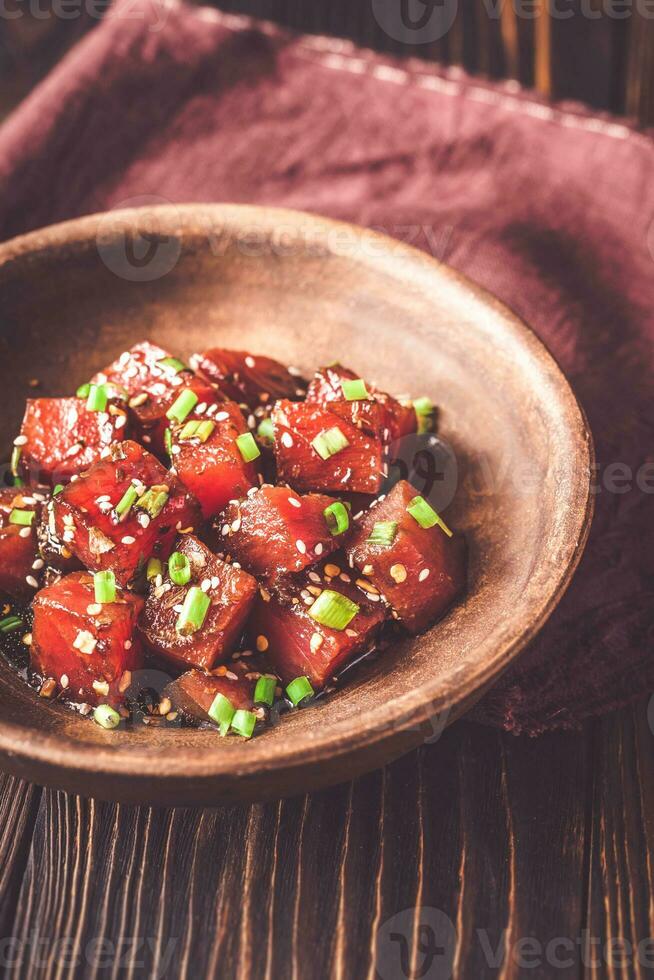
[0,702,651,978]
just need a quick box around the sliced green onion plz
[323,501,350,536]
[94,569,116,604]
[311,426,349,460]
[0,615,24,634]
[413,397,435,434]
[367,520,398,547]
[168,551,191,586]
[208,692,235,736]
[407,495,453,537]
[308,590,359,630]
[254,675,277,707]
[179,420,200,441]
[10,446,21,478]
[86,384,108,413]
[341,378,370,401]
[53,484,64,496]
[164,427,173,457]
[286,676,315,706]
[157,356,187,374]
[230,709,257,739]
[146,557,163,581]
[196,420,215,443]
[8,508,34,527]
[256,417,275,446]
[136,487,169,519]
[76,382,91,399]
[178,419,215,443]
[176,586,211,635]
[166,389,198,424]
[236,432,261,463]
[93,704,121,730]
[115,484,139,520]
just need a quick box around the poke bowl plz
[0,205,594,805]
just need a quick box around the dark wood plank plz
[3,712,623,979]
[584,702,654,979]
[0,775,41,940]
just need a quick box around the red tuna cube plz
[247,557,386,688]
[191,348,306,412]
[345,479,466,634]
[170,400,260,519]
[36,495,84,575]
[31,571,143,705]
[164,662,260,724]
[306,364,419,442]
[92,342,220,457]
[51,440,201,588]
[271,400,384,496]
[139,534,258,672]
[219,484,345,579]
[0,488,42,601]
[14,397,128,486]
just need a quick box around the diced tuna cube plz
[164,662,259,723]
[271,400,384,495]
[219,484,345,579]
[31,571,144,705]
[92,342,221,457]
[139,534,258,671]
[14,397,128,486]
[247,557,386,688]
[192,348,306,411]
[51,440,201,588]
[0,488,42,601]
[170,400,259,519]
[306,364,418,442]
[345,479,466,634]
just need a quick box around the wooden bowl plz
[0,205,593,805]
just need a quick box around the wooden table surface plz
[0,697,652,977]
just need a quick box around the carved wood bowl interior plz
[0,205,594,805]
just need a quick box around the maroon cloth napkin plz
[0,0,652,735]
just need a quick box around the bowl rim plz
[0,203,595,792]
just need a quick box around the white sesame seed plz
[65,444,82,458]
[231,518,241,533]
[215,411,230,422]
[32,558,44,570]
[73,630,96,654]
[121,535,136,545]
[19,527,31,538]
[137,513,151,528]
[310,632,324,653]
[13,435,28,446]
[418,568,431,582]
[114,414,127,429]
[345,628,358,638]
[281,432,294,448]
[22,633,32,646]
[296,539,306,554]
[314,543,323,555]
[288,496,301,508]
[245,356,256,368]
[60,674,69,689]
[211,576,220,589]
[173,604,184,614]
[86,603,102,616]
[200,578,211,592]
[92,679,109,696]
[124,640,132,650]
[196,402,207,415]
[26,575,39,588]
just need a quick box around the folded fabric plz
[0,0,652,734]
